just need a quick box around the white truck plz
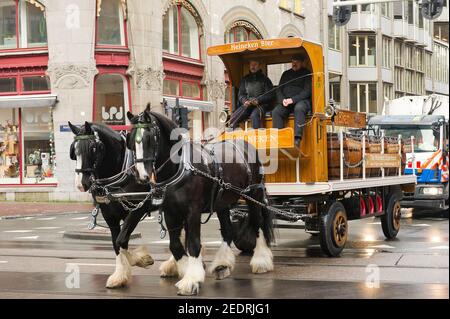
[369,94,449,212]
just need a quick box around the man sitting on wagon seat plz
[230,59,274,130]
[272,54,312,148]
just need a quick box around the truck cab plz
[369,95,449,211]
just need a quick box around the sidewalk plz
[0,202,94,218]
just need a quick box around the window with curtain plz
[382,37,391,68]
[425,51,432,79]
[163,77,201,100]
[25,0,47,47]
[97,0,125,46]
[394,40,402,66]
[405,45,414,69]
[163,4,201,60]
[383,83,393,101]
[349,35,376,67]
[407,1,414,24]
[0,0,47,50]
[329,73,341,106]
[381,3,391,18]
[395,67,404,92]
[350,83,377,114]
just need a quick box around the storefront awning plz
[163,97,214,113]
[0,94,58,109]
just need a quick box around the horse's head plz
[69,121,105,192]
[126,105,161,184]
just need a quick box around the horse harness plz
[71,132,105,179]
[74,123,301,233]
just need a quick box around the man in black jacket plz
[230,60,274,129]
[272,54,312,148]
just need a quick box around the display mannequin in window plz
[230,60,274,130]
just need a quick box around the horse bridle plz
[72,132,105,178]
[132,121,161,166]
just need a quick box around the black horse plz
[126,105,274,296]
[68,121,155,288]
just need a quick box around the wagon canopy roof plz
[207,37,321,87]
[207,37,304,57]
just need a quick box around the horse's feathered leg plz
[175,207,205,296]
[160,229,185,278]
[164,211,188,278]
[101,207,132,289]
[209,207,235,280]
[116,208,154,269]
[246,188,274,274]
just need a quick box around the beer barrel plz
[327,133,363,180]
[366,136,382,178]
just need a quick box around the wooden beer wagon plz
[207,38,416,256]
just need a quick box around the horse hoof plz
[135,254,154,268]
[160,257,179,278]
[106,273,129,289]
[251,265,270,274]
[175,279,200,296]
[177,283,199,296]
[250,261,274,274]
[214,266,231,280]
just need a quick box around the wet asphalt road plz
[0,209,448,299]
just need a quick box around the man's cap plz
[291,54,306,62]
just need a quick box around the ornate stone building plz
[2,0,446,201]
[0,0,315,201]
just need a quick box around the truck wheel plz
[381,193,401,239]
[319,201,348,257]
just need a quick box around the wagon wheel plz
[319,201,348,257]
[381,193,401,239]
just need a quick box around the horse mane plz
[149,111,179,144]
[90,123,124,144]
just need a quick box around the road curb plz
[62,229,142,241]
[0,211,91,220]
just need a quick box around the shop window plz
[94,74,128,127]
[97,0,125,46]
[0,77,17,94]
[21,107,55,183]
[0,0,47,50]
[22,75,50,92]
[0,109,20,184]
[163,4,201,60]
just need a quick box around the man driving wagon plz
[230,54,312,149]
